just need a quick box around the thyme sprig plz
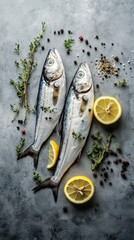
[33,172,42,185]
[72,131,85,140]
[10,21,46,124]
[87,131,112,171]
[64,38,74,54]
[16,138,25,156]
[41,106,56,113]
[114,79,127,87]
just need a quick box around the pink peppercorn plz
[79,36,84,41]
[21,129,26,135]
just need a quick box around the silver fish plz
[33,63,94,201]
[18,49,66,168]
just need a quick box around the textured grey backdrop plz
[0,0,134,239]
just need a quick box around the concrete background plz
[0,0,134,239]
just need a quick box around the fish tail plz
[17,145,39,169]
[32,178,59,202]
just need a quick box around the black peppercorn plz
[63,206,68,213]
[85,39,89,45]
[41,46,45,51]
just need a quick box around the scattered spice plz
[95,56,119,78]
[74,60,77,65]
[17,126,20,130]
[68,30,73,34]
[94,47,97,51]
[41,106,56,113]
[96,84,99,89]
[87,51,90,56]
[114,56,119,62]
[58,31,60,35]
[82,49,85,53]
[94,35,99,39]
[60,29,64,34]
[93,173,97,178]
[16,137,25,156]
[100,180,104,186]
[121,173,127,180]
[54,31,56,35]
[18,119,23,125]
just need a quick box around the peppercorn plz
[21,129,26,135]
[96,84,99,89]
[121,52,123,55]
[114,56,119,62]
[121,173,127,180]
[45,117,48,120]
[85,39,89,45]
[89,45,92,48]
[107,161,111,165]
[18,120,23,125]
[93,173,97,178]
[94,35,99,39]
[104,172,108,179]
[63,206,68,213]
[114,82,117,86]
[111,43,114,46]
[94,47,97,51]
[67,49,70,55]
[58,31,60,35]
[102,168,106,172]
[87,51,90,56]
[68,30,72,34]
[104,179,106,182]
[49,117,52,120]
[114,159,118,165]
[54,31,56,35]
[109,182,112,186]
[100,180,104,186]
[110,168,114,173]
[82,49,85,53]
[74,60,77,65]
[122,161,129,167]
[47,38,50,42]
[88,109,91,112]
[41,46,45,51]
[79,36,84,41]
[17,126,20,130]
[60,29,64,34]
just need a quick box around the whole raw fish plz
[18,49,66,168]
[33,63,94,201]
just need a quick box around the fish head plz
[43,49,63,82]
[73,63,92,94]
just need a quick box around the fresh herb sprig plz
[64,38,74,54]
[10,22,46,124]
[87,131,112,171]
[114,79,127,87]
[72,131,85,140]
[16,137,25,156]
[41,106,56,113]
[33,172,42,185]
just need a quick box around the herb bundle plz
[64,38,74,54]
[87,131,112,171]
[10,22,46,124]
[16,137,25,156]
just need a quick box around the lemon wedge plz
[47,140,59,169]
[64,176,95,204]
[94,96,122,125]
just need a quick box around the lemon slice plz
[94,96,122,125]
[64,176,95,204]
[47,140,59,169]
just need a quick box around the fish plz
[17,49,66,169]
[33,62,94,201]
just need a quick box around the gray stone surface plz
[0,0,134,239]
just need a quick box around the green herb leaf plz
[16,138,25,156]
[64,38,74,53]
[10,21,46,124]
[72,131,85,140]
[33,172,42,185]
[114,79,127,87]
[87,132,112,171]
[41,106,56,113]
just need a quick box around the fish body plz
[18,49,66,168]
[33,63,94,201]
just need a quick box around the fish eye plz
[47,58,54,66]
[77,71,85,79]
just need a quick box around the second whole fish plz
[33,63,94,201]
[18,49,66,168]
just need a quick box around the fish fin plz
[17,145,39,169]
[32,177,59,202]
